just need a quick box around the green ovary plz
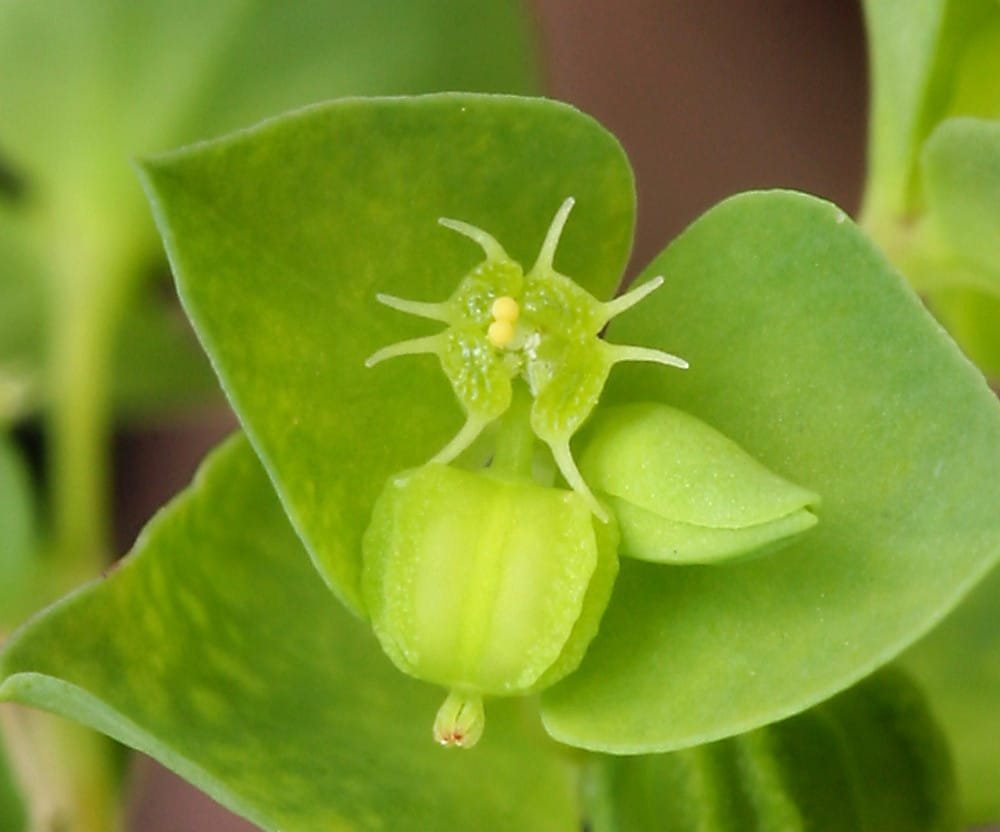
[362,464,618,698]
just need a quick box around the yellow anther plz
[487,319,515,348]
[491,295,520,323]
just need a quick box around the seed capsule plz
[362,463,619,747]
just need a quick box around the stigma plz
[487,295,520,348]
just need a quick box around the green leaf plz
[903,563,1000,824]
[860,0,998,220]
[542,190,1000,752]
[0,436,35,627]
[583,668,958,832]
[138,94,635,616]
[921,117,1000,286]
[0,435,579,832]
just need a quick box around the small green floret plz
[366,198,687,518]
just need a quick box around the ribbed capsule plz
[361,464,619,747]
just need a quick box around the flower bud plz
[361,463,619,746]
[579,403,819,564]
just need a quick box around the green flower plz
[362,202,818,746]
[366,198,687,518]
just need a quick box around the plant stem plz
[0,705,123,832]
[23,210,138,831]
[45,229,130,577]
[491,384,535,478]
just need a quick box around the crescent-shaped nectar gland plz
[365,198,687,513]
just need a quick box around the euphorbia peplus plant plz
[1,93,1000,831]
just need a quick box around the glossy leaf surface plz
[542,190,1000,752]
[139,95,635,615]
[583,668,958,832]
[0,436,578,832]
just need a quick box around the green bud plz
[579,403,819,564]
[362,463,619,747]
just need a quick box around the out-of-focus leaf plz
[584,668,958,832]
[945,13,1000,121]
[0,436,35,627]
[541,190,1000,753]
[921,117,1000,285]
[907,118,1000,373]
[860,0,998,220]
[0,0,539,418]
[861,4,1000,379]
[139,94,635,616]
[110,291,218,420]
[0,434,579,832]
[0,0,538,215]
[929,287,1000,381]
[0,213,45,420]
[904,563,1000,824]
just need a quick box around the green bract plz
[580,403,819,564]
